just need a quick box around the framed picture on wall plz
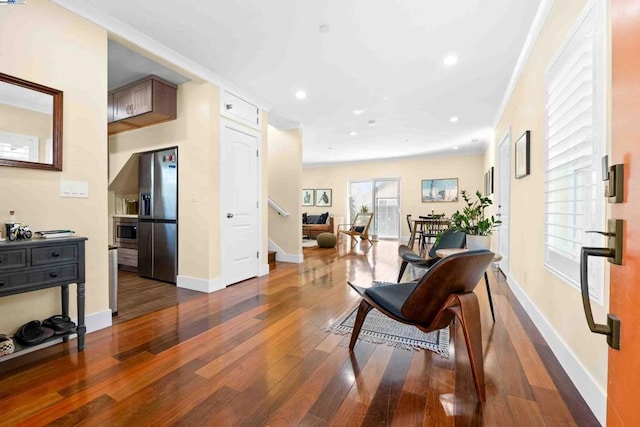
[315,189,332,207]
[484,166,494,195]
[302,189,315,206]
[421,178,458,202]
[515,130,531,179]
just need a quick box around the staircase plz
[268,251,277,269]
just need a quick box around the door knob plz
[227,213,234,218]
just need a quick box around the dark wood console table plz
[0,236,87,353]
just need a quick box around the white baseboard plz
[505,272,606,425]
[259,264,270,277]
[268,239,303,264]
[177,274,226,293]
[85,309,113,333]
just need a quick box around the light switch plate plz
[60,179,89,198]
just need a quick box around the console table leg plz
[77,282,86,351]
[61,285,70,343]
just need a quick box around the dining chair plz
[348,250,495,402]
[406,214,425,248]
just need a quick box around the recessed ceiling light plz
[368,120,376,126]
[328,147,333,150]
[383,97,389,101]
[319,24,330,33]
[443,54,458,66]
[452,146,459,150]
[471,138,479,142]
[449,116,459,123]
[353,109,365,115]
[295,90,307,100]
[349,131,358,136]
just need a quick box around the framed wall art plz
[421,178,458,202]
[484,166,494,195]
[515,130,530,179]
[302,189,315,206]
[315,189,332,207]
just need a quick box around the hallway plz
[0,240,598,425]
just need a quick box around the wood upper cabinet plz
[108,76,177,135]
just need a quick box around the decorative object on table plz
[484,166,494,195]
[515,130,530,179]
[421,178,458,202]
[34,229,75,239]
[5,212,33,241]
[316,232,337,248]
[326,296,450,355]
[0,334,15,357]
[301,189,314,206]
[14,320,54,346]
[450,190,501,250]
[315,188,332,207]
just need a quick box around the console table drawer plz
[0,249,27,270]
[29,265,79,287]
[31,244,78,266]
[0,271,29,290]
[0,265,79,292]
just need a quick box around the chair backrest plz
[406,214,413,233]
[400,250,494,326]
[351,212,374,233]
[428,229,466,258]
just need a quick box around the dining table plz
[407,217,451,256]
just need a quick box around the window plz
[544,0,606,302]
[0,131,39,162]
[349,179,401,239]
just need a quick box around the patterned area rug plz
[327,305,450,357]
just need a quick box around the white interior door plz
[221,121,260,285]
[497,131,511,274]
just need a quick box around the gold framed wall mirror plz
[0,72,63,171]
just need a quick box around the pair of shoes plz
[0,335,15,356]
[14,320,54,346]
[43,315,76,335]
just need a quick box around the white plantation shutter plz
[544,0,605,302]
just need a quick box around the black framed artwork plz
[484,166,494,195]
[515,130,531,179]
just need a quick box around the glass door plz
[349,178,400,239]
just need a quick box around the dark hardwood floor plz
[0,239,599,426]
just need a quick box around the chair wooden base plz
[348,283,486,403]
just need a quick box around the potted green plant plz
[450,190,501,250]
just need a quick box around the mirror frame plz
[0,72,63,171]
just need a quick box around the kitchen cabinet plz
[117,247,137,271]
[0,237,87,354]
[108,76,177,135]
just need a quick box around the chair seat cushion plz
[398,244,431,266]
[365,282,418,321]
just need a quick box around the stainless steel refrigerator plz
[138,148,178,283]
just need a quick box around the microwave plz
[114,217,137,248]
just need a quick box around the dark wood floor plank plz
[361,347,413,426]
[0,240,599,426]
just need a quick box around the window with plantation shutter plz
[544,0,606,303]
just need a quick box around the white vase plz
[466,235,491,251]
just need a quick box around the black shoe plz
[14,320,54,345]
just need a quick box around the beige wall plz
[109,81,221,280]
[267,126,303,255]
[303,153,484,239]
[0,1,108,332]
[491,0,608,393]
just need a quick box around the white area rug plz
[326,305,450,357]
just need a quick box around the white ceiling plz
[59,0,543,166]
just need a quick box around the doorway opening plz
[349,178,401,239]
